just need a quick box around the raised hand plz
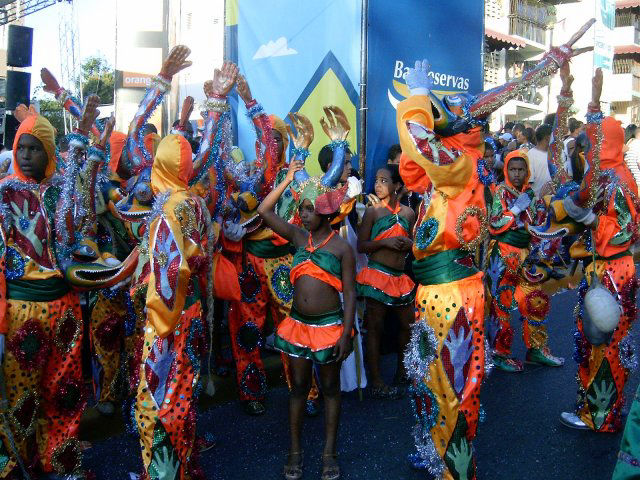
[559,61,574,93]
[151,446,180,480]
[40,68,62,95]
[10,199,43,256]
[285,159,304,183]
[178,96,194,129]
[587,380,616,429]
[446,438,473,480]
[592,68,603,105]
[236,74,253,104]
[159,45,192,79]
[207,61,238,97]
[320,106,350,142]
[97,114,116,149]
[286,112,314,149]
[405,59,433,95]
[78,94,100,135]
[443,326,474,394]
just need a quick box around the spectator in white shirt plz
[526,124,553,197]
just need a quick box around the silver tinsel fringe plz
[404,320,438,384]
[412,424,445,479]
[619,333,638,372]
[484,338,494,377]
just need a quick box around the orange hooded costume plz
[0,113,88,477]
[135,134,212,479]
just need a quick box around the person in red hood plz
[556,69,640,432]
[0,109,97,478]
[486,149,564,372]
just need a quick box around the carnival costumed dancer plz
[538,69,640,432]
[486,148,564,371]
[0,100,106,479]
[224,75,319,416]
[257,111,355,480]
[357,164,415,397]
[398,19,594,478]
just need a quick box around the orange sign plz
[122,72,154,88]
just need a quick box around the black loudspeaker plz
[4,114,20,149]
[6,71,30,110]
[7,25,33,68]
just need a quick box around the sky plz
[24,0,116,96]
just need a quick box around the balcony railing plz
[613,58,640,75]
[509,0,549,44]
[616,11,640,28]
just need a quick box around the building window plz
[509,0,550,44]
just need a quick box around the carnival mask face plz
[429,92,475,137]
[116,167,153,222]
[16,134,49,182]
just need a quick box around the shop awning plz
[485,28,526,51]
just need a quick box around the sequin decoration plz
[95,313,123,352]
[404,320,438,383]
[525,290,550,321]
[240,362,267,398]
[496,284,516,312]
[8,390,39,438]
[174,201,197,239]
[409,381,439,431]
[51,438,82,475]
[53,308,82,354]
[4,247,24,280]
[239,264,261,304]
[236,322,264,353]
[55,376,85,416]
[271,265,293,303]
[8,319,50,370]
[455,206,488,252]
[415,217,438,251]
[152,218,182,309]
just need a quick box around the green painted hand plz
[151,446,180,480]
[588,380,616,429]
[446,438,472,480]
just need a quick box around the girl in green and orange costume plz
[257,106,355,480]
[357,163,415,397]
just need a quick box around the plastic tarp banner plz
[365,0,484,191]
[226,0,361,176]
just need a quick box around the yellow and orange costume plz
[0,115,86,478]
[135,134,214,479]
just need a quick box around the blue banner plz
[228,0,361,175]
[365,0,484,191]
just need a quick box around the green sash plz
[413,249,478,286]
[245,239,292,259]
[492,229,531,248]
[7,277,70,302]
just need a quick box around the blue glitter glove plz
[405,59,433,96]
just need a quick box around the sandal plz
[370,384,401,400]
[322,453,340,480]
[283,451,303,480]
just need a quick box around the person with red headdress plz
[257,108,356,478]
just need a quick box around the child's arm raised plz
[257,160,307,247]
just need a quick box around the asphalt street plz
[83,287,639,479]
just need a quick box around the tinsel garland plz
[127,83,168,173]
[291,146,311,161]
[56,138,86,246]
[455,206,488,252]
[412,423,445,479]
[329,140,349,151]
[618,333,638,372]
[524,290,550,320]
[404,320,438,383]
[476,159,495,187]
[484,338,494,377]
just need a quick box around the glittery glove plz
[563,195,596,225]
[346,176,362,199]
[405,59,433,96]
[510,192,533,216]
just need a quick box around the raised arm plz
[256,160,307,246]
[547,62,574,185]
[127,45,192,173]
[41,67,101,138]
[190,61,238,187]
